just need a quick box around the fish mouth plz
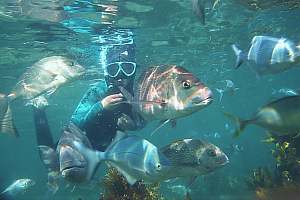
[62,165,84,171]
[218,155,229,166]
[192,96,213,106]
[61,165,85,175]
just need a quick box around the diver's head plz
[104,44,136,91]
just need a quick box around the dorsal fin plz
[105,131,128,152]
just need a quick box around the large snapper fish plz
[0,56,85,137]
[9,56,85,100]
[133,65,213,122]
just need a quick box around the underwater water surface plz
[1,0,300,200]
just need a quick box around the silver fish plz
[232,36,300,75]
[215,79,239,102]
[160,138,229,180]
[72,128,172,185]
[10,56,85,100]
[0,179,35,199]
[0,56,85,137]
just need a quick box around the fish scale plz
[161,139,204,165]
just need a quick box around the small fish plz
[0,56,85,137]
[159,138,229,182]
[232,36,300,75]
[0,179,35,200]
[225,95,300,137]
[215,79,239,102]
[71,125,172,185]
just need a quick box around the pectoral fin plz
[150,119,171,136]
[113,165,138,185]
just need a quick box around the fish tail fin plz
[223,112,249,138]
[0,94,18,137]
[231,44,245,69]
[73,141,105,180]
[0,192,13,200]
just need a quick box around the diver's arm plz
[71,81,107,128]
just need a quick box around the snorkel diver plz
[32,29,146,187]
[58,36,146,183]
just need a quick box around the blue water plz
[1,0,300,199]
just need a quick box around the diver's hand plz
[101,93,124,110]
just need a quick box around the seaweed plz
[246,167,274,190]
[99,168,164,200]
[247,134,300,199]
[272,136,300,184]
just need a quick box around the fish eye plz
[207,149,217,157]
[69,61,75,66]
[157,164,161,170]
[182,80,191,89]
